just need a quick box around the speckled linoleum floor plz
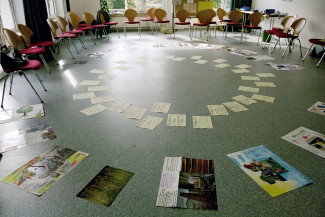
[0,29,324,217]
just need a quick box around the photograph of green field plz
[77,166,134,207]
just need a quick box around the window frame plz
[0,0,17,31]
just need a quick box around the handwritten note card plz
[223,101,248,112]
[255,82,276,87]
[151,103,171,113]
[90,96,114,104]
[88,86,109,92]
[107,102,132,113]
[97,75,117,80]
[80,104,107,116]
[136,116,163,130]
[73,92,96,100]
[235,64,251,69]
[232,69,250,74]
[238,86,259,93]
[241,76,260,81]
[167,114,186,127]
[214,63,230,68]
[232,95,257,105]
[124,107,147,120]
[192,116,213,129]
[251,94,275,103]
[213,59,227,63]
[256,73,275,78]
[89,69,106,74]
[207,105,229,115]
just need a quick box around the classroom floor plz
[0,29,324,217]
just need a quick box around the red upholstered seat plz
[78,26,94,31]
[244,25,261,29]
[193,23,209,26]
[209,21,217,24]
[275,32,295,38]
[19,60,42,70]
[105,21,118,25]
[56,33,77,39]
[175,22,191,25]
[20,47,45,55]
[154,20,170,23]
[227,22,242,25]
[309,38,325,45]
[220,19,231,22]
[28,41,54,48]
[266,30,278,34]
[140,18,153,21]
[78,23,87,27]
[125,21,140,24]
[92,24,106,28]
[66,29,83,34]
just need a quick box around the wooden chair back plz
[83,12,95,26]
[206,9,216,22]
[176,9,190,23]
[2,28,21,49]
[154,8,167,21]
[247,12,264,26]
[124,9,138,22]
[291,18,306,36]
[17,24,34,46]
[196,10,211,23]
[216,8,227,20]
[100,13,106,24]
[68,11,82,29]
[56,16,69,32]
[147,8,155,19]
[47,19,59,38]
[281,16,295,33]
[228,10,243,24]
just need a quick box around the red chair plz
[98,12,120,39]
[56,16,86,49]
[141,8,155,35]
[2,28,52,73]
[225,10,243,40]
[174,9,191,39]
[263,16,295,49]
[272,18,306,58]
[241,12,264,45]
[17,24,58,65]
[154,9,170,36]
[193,10,212,41]
[124,9,141,37]
[0,57,46,108]
[67,12,96,45]
[303,39,325,67]
[47,19,78,59]
[83,12,108,44]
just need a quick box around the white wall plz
[252,0,325,47]
[69,0,100,18]
[13,0,25,25]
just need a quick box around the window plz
[0,0,16,30]
[45,0,57,19]
[212,0,231,12]
[103,0,163,13]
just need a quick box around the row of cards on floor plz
[74,100,276,129]
[1,144,321,210]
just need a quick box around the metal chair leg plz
[63,39,75,59]
[21,72,43,103]
[303,44,314,61]
[271,38,280,53]
[1,75,9,108]
[32,70,47,91]
[39,54,51,73]
[9,74,14,95]
[316,50,325,67]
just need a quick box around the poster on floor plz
[307,101,325,116]
[230,50,258,57]
[266,62,305,70]
[0,104,44,124]
[77,166,134,207]
[156,157,218,210]
[246,55,275,61]
[1,146,88,195]
[0,123,56,153]
[228,145,312,197]
[282,127,325,158]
